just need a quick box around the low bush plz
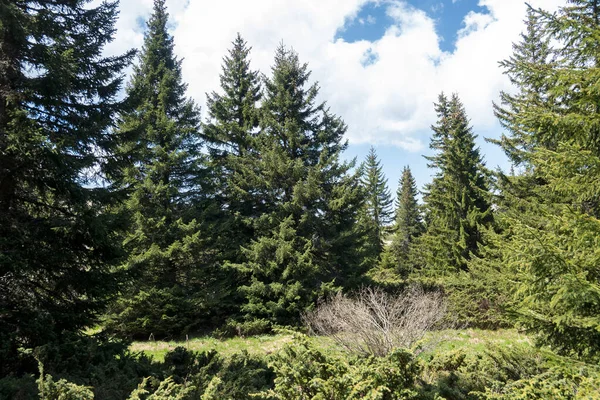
[261,334,421,400]
[304,286,446,356]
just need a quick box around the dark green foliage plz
[234,44,369,325]
[420,345,548,399]
[492,8,553,163]
[157,347,274,399]
[214,318,273,339]
[203,34,262,259]
[492,1,600,360]
[106,0,215,338]
[497,146,600,360]
[205,33,261,164]
[360,147,394,251]
[202,34,264,321]
[0,375,37,400]
[419,93,492,274]
[419,343,600,399]
[262,335,420,400]
[391,166,424,275]
[479,366,600,399]
[0,333,155,399]
[0,0,133,376]
[414,275,511,330]
[127,376,194,399]
[37,361,94,400]
[32,333,154,400]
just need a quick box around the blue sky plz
[336,0,497,195]
[336,0,489,53]
[103,0,565,199]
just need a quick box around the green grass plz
[130,334,291,361]
[131,329,532,362]
[130,333,340,361]
[418,328,534,358]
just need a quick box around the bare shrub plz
[304,286,447,357]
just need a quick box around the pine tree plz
[0,0,133,374]
[106,0,210,338]
[360,147,394,251]
[235,44,368,326]
[493,1,600,360]
[420,93,492,273]
[391,166,423,271]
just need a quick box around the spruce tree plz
[205,33,261,160]
[493,1,600,360]
[391,166,423,271]
[360,147,394,251]
[493,7,553,164]
[204,34,262,267]
[0,0,133,374]
[420,93,492,273]
[106,0,209,338]
[235,45,368,326]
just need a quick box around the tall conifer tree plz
[493,1,600,359]
[391,166,423,270]
[235,45,368,326]
[360,147,393,251]
[204,34,262,264]
[493,7,553,164]
[107,0,209,338]
[420,93,492,273]
[0,0,133,373]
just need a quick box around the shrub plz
[157,347,273,399]
[127,377,195,400]
[261,334,421,400]
[213,318,272,339]
[477,366,600,400]
[37,362,94,400]
[304,286,446,356]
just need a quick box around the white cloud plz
[106,0,564,151]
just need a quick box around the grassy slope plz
[131,329,531,361]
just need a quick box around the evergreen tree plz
[420,93,492,273]
[0,0,133,374]
[493,7,553,164]
[493,1,600,360]
[106,0,209,338]
[391,166,423,271]
[235,45,368,326]
[204,34,262,266]
[205,33,261,160]
[360,147,394,251]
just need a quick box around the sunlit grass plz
[130,328,533,362]
[420,329,532,354]
[130,333,341,361]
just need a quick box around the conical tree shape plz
[420,93,492,273]
[0,0,133,374]
[107,0,210,338]
[204,34,262,264]
[235,44,368,326]
[360,147,393,252]
[391,166,423,272]
[205,33,261,159]
[493,7,553,164]
[492,1,600,360]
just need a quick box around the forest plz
[1,0,600,398]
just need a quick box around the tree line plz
[2,0,600,383]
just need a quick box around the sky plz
[100,0,566,197]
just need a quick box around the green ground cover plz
[130,329,531,362]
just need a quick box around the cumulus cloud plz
[105,0,564,151]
